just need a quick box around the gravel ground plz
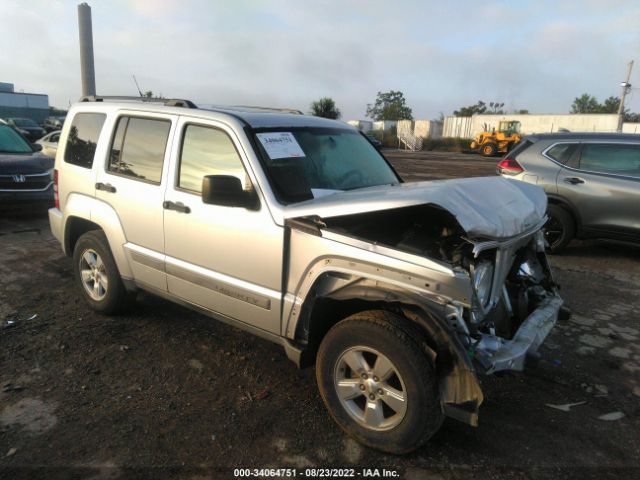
[0,150,638,479]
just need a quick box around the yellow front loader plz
[470,120,522,157]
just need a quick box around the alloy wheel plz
[79,249,109,301]
[334,346,407,431]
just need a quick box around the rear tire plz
[544,204,575,253]
[316,310,443,454]
[481,143,497,157]
[72,230,135,314]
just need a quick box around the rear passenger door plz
[95,112,177,291]
[556,142,640,238]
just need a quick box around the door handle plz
[563,177,585,185]
[163,200,191,214]
[95,182,116,193]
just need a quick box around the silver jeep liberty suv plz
[49,96,564,454]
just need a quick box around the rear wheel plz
[544,204,575,253]
[316,310,443,454]
[73,230,135,314]
[481,143,497,157]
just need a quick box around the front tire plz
[316,310,443,454]
[481,143,497,156]
[72,230,134,314]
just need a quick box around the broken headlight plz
[473,260,494,308]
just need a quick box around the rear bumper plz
[474,294,562,374]
[48,207,64,247]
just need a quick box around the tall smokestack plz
[77,3,96,96]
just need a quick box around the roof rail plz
[232,105,303,115]
[78,95,198,109]
[201,104,303,115]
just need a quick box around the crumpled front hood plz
[0,153,54,175]
[284,177,547,239]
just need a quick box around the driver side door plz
[163,118,284,334]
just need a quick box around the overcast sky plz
[2,0,639,120]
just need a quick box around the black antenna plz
[132,75,143,97]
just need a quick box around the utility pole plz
[617,60,634,132]
[77,3,96,97]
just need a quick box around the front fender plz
[292,270,483,426]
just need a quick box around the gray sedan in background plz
[497,132,640,252]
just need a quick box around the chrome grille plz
[0,172,52,191]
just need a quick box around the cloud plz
[0,0,639,118]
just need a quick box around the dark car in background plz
[497,132,640,252]
[43,115,66,133]
[6,117,46,141]
[0,123,54,209]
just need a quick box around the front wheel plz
[481,143,497,156]
[316,310,443,454]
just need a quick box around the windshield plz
[253,127,399,203]
[0,125,34,153]
[14,118,38,128]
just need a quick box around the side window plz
[108,116,170,184]
[64,112,106,168]
[178,124,247,194]
[579,144,640,178]
[546,143,578,164]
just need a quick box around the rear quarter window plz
[509,139,533,158]
[545,143,579,164]
[64,112,106,168]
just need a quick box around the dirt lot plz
[1,151,639,479]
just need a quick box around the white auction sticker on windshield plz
[256,132,306,159]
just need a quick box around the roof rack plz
[233,105,303,115]
[201,104,303,115]
[78,95,198,109]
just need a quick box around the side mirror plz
[31,143,43,152]
[202,175,259,210]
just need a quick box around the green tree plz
[625,112,640,122]
[601,96,621,113]
[366,90,413,121]
[453,101,487,116]
[143,90,154,98]
[514,109,530,114]
[570,93,640,120]
[571,93,601,113]
[489,101,505,114]
[310,97,341,119]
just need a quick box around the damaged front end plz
[457,223,563,375]
[320,203,563,376]
[284,177,564,425]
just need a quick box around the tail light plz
[497,158,524,175]
[53,169,59,209]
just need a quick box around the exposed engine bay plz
[318,203,563,374]
[323,204,472,265]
